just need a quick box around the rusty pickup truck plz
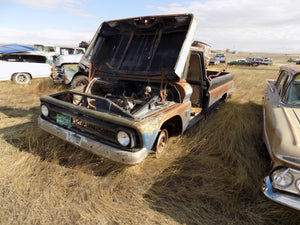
[38,14,234,164]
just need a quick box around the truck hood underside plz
[81,14,197,80]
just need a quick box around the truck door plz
[186,51,207,108]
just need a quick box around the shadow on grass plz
[0,106,38,118]
[0,106,40,148]
[143,101,300,225]
[0,105,125,177]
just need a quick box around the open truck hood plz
[80,14,197,80]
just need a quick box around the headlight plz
[296,179,300,191]
[41,104,49,117]
[117,131,130,147]
[271,168,293,188]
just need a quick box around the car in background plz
[51,54,89,88]
[246,57,269,66]
[0,52,52,84]
[209,58,220,65]
[33,44,85,56]
[33,44,85,64]
[262,65,300,211]
[214,53,226,63]
[227,59,253,66]
[288,57,300,62]
[263,57,273,65]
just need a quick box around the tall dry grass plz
[1,54,300,224]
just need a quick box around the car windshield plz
[283,74,300,106]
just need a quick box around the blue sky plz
[1,0,300,53]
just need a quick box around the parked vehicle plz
[227,59,253,66]
[59,47,85,55]
[51,54,88,88]
[263,57,273,65]
[248,57,269,66]
[0,53,52,84]
[288,57,300,62]
[214,53,226,63]
[33,44,85,56]
[38,14,234,165]
[262,65,300,211]
[209,58,220,65]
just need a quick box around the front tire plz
[155,129,169,158]
[71,75,89,89]
[13,73,31,84]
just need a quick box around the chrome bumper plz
[38,116,148,165]
[262,176,300,211]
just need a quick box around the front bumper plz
[50,73,64,84]
[38,116,148,165]
[262,176,300,211]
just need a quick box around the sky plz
[1,0,300,53]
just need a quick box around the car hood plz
[80,14,197,80]
[55,54,83,67]
[282,107,300,146]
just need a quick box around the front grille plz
[71,117,116,143]
[55,66,62,75]
[46,108,139,148]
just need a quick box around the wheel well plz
[221,93,227,101]
[160,116,183,137]
[11,72,32,80]
[72,73,88,80]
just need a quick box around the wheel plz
[13,72,31,84]
[71,75,89,89]
[155,129,168,158]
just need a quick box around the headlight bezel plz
[271,168,293,188]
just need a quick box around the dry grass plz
[1,53,300,224]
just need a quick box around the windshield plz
[283,74,300,106]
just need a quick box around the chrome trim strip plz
[280,100,300,108]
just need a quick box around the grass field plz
[1,52,300,224]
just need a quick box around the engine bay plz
[70,78,181,117]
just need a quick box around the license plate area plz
[56,113,71,128]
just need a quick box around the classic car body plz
[38,14,234,164]
[0,52,52,84]
[227,59,252,66]
[263,57,273,65]
[209,58,220,65]
[262,65,300,211]
[34,44,85,56]
[288,57,300,63]
[246,57,269,66]
[214,53,226,63]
